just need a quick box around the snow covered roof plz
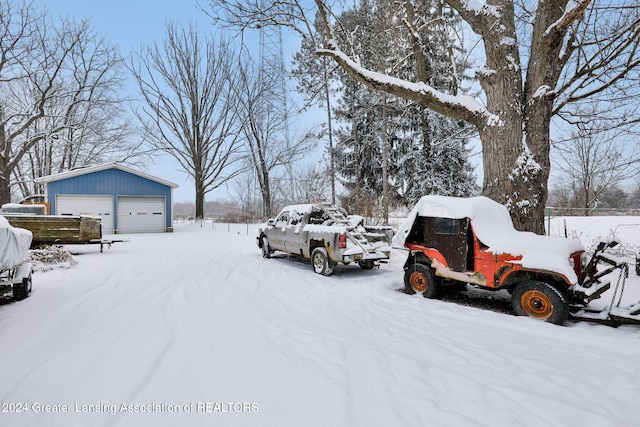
[279,204,317,215]
[393,196,585,282]
[35,163,179,189]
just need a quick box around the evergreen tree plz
[332,0,477,213]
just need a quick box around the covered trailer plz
[0,216,33,301]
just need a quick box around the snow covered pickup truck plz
[0,216,33,302]
[257,203,393,275]
[394,195,638,325]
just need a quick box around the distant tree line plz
[173,200,244,220]
[548,182,640,216]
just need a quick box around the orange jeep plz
[394,196,631,325]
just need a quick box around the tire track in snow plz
[0,235,189,408]
[0,285,174,407]
[104,229,264,411]
[4,224,639,426]
[236,265,410,424]
[348,288,638,426]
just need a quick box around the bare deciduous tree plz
[204,0,640,233]
[0,0,134,203]
[16,23,137,198]
[553,122,640,215]
[131,22,244,219]
[287,162,329,204]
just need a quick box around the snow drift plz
[0,219,639,427]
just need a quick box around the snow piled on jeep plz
[393,195,585,283]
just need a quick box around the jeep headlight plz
[581,252,589,268]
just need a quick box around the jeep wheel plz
[261,237,271,259]
[511,280,568,325]
[404,263,438,298]
[311,247,334,276]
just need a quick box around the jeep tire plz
[511,280,568,325]
[404,263,438,298]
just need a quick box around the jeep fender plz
[403,247,447,269]
[496,267,571,291]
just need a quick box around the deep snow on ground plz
[1,217,640,427]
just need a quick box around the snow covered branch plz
[545,0,591,36]
[443,0,500,36]
[315,45,492,127]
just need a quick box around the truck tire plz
[404,263,438,298]
[311,247,334,276]
[261,236,272,259]
[13,278,31,301]
[13,265,32,301]
[511,280,568,325]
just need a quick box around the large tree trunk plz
[0,116,10,204]
[475,1,548,233]
[480,126,548,234]
[261,172,271,218]
[195,177,205,220]
[381,94,389,224]
[0,164,10,205]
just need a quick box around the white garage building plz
[37,164,178,234]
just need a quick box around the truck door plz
[269,211,290,251]
[423,217,470,272]
[284,210,306,255]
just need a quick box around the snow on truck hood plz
[393,196,585,282]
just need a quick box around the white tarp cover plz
[393,195,585,283]
[0,215,32,271]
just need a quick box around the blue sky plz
[48,0,208,50]
[46,1,231,203]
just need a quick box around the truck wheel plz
[13,265,32,301]
[24,273,32,296]
[511,280,568,325]
[13,278,31,301]
[261,237,271,259]
[311,247,334,276]
[404,263,438,298]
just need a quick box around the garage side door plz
[56,195,114,234]
[117,196,165,233]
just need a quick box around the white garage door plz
[117,196,165,234]
[56,195,115,234]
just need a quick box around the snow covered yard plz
[1,219,640,427]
